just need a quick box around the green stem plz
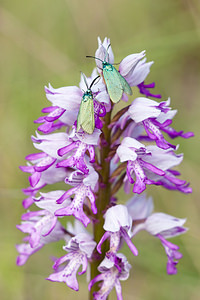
[89,110,112,299]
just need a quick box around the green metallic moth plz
[77,74,100,135]
[87,48,132,103]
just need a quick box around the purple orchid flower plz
[120,57,161,98]
[19,152,56,187]
[116,137,189,194]
[20,132,71,188]
[146,214,187,275]
[55,166,98,227]
[127,193,187,275]
[32,131,70,158]
[97,205,138,258]
[128,97,194,149]
[116,137,165,194]
[16,221,66,266]
[56,126,101,174]
[34,106,67,133]
[89,253,131,300]
[47,233,96,290]
[17,210,58,248]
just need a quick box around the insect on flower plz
[77,74,100,135]
[87,45,132,103]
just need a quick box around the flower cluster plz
[17,37,193,300]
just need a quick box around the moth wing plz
[77,97,95,135]
[103,66,123,103]
[118,73,132,95]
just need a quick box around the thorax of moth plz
[82,90,93,102]
[102,61,113,71]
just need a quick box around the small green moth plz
[86,49,132,103]
[77,75,99,135]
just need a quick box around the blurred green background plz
[0,0,200,299]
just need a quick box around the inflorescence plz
[17,37,193,300]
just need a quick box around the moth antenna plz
[89,76,100,89]
[86,56,103,63]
